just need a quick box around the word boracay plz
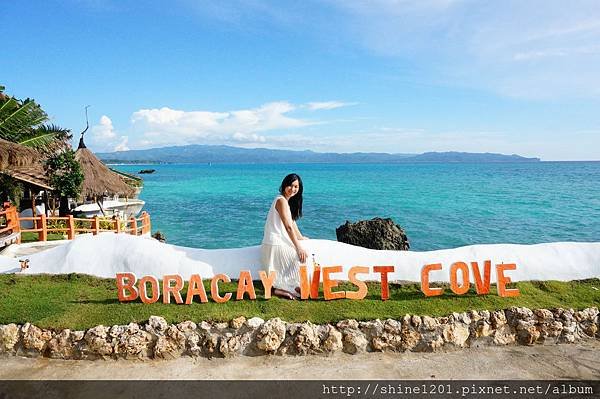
[116,260,520,304]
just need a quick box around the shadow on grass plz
[70,298,122,305]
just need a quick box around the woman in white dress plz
[261,173,309,300]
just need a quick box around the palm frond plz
[19,125,72,156]
[0,100,47,141]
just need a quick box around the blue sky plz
[2,0,600,160]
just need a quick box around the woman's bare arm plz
[275,198,307,263]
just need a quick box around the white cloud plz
[114,136,129,152]
[305,101,357,110]
[89,115,130,152]
[130,101,317,147]
[328,0,600,99]
[91,115,116,140]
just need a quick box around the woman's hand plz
[296,247,308,263]
[299,235,309,240]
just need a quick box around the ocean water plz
[113,162,600,251]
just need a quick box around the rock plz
[47,329,83,359]
[534,309,554,322]
[575,308,599,338]
[146,316,168,335]
[153,325,186,359]
[493,325,516,346]
[219,333,240,357]
[177,321,197,333]
[342,329,368,354]
[421,316,439,331]
[151,231,166,243]
[115,323,153,359]
[0,324,19,353]
[246,317,264,329]
[322,325,343,352]
[411,315,422,328]
[230,316,246,330]
[83,325,113,358]
[202,332,220,358]
[400,315,421,351]
[335,218,409,250]
[442,323,470,347]
[515,320,540,345]
[371,320,403,352]
[20,323,52,356]
[491,310,508,328]
[336,319,359,330]
[198,321,213,332]
[215,322,229,330]
[290,322,321,355]
[560,323,577,343]
[421,334,445,351]
[470,311,493,340]
[186,332,203,357]
[256,318,286,353]
[506,307,534,326]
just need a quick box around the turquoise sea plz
[113,162,600,251]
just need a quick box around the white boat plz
[72,198,145,219]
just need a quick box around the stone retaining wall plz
[0,307,598,360]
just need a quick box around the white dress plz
[261,195,301,296]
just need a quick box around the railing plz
[0,203,151,244]
[0,203,21,243]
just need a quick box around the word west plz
[116,260,519,304]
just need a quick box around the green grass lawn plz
[0,274,598,330]
[20,232,65,243]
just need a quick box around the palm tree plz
[0,85,71,155]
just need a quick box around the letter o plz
[139,276,160,304]
[450,262,470,295]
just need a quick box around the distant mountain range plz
[97,144,541,164]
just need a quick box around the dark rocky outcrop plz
[336,217,409,250]
[152,231,166,243]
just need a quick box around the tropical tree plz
[45,150,84,216]
[0,85,71,155]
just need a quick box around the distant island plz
[98,144,541,164]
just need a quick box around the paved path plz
[1,340,599,380]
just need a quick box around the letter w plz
[299,265,321,299]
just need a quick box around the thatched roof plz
[75,137,136,199]
[2,163,53,190]
[0,138,40,171]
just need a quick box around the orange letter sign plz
[162,274,184,304]
[185,274,208,304]
[299,265,321,299]
[116,272,138,302]
[211,274,233,303]
[236,271,256,300]
[345,266,369,300]
[259,271,276,299]
[421,263,443,297]
[374,266,395,300]
[450,262,470,295]
[471,260,491,294]
[496,263,520,297]
[138,275,160,304]
[322,266,345,300]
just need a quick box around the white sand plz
[1,233,599,282]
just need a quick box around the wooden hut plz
[0,138,40,171]
[0,139,53,218]
[74,136,135,201]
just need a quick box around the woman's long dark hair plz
[279,173,303,220]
